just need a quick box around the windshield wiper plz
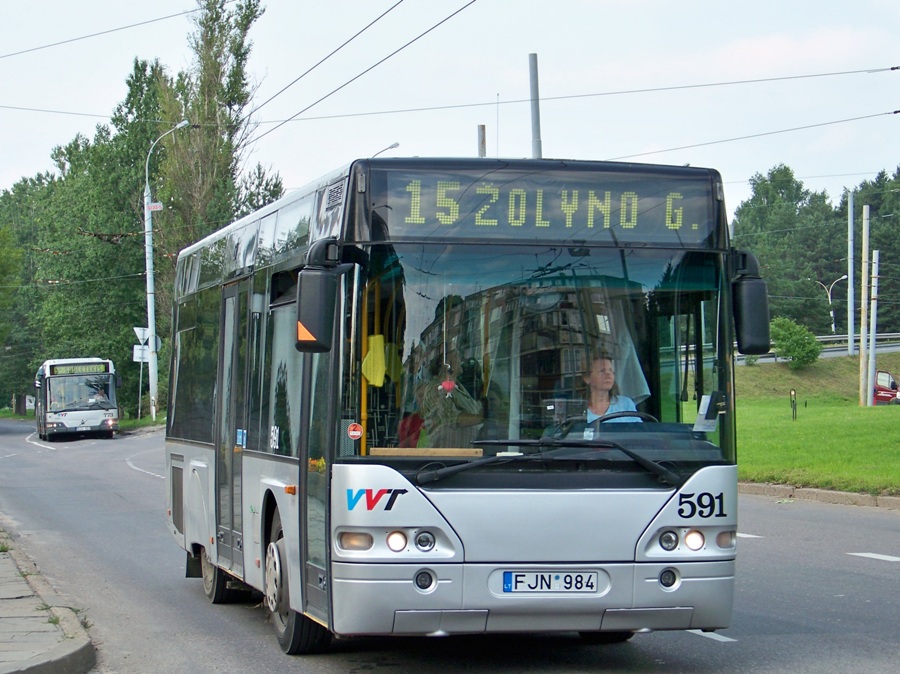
[416,437,684,487]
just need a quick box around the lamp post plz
[815,274,848,335]
[144,119,190,421]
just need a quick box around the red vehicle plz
[874,370,900,404]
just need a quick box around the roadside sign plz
[134,327,149,345]
[133,344,149,363]
[148,202,164,212]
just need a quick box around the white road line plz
[688,629,737,642]
[847,552,900,562]
[737,533,763,538]
[126,457,164,480]
[25,432,57,451]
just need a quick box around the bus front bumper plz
[329,560,734,636]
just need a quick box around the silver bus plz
[34,357,120,440]
[165,157,769,654]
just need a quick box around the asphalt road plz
[0,419,897,673]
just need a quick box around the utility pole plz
[847,190,855,355]
[529,53,542,159]
[866,250,879,407]
[858,205,870,406]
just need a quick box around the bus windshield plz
[48,374,116,412]
[341,242,729,482]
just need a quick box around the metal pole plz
[858,205,870,406]
[529,53,542,159]
[477,125,486,158]
[867,250,879,407]
[144,119,189,421]
[847,191,855,355]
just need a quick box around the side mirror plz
[296,266,341,352]
[732,250,771,355]
[295,239,354,353]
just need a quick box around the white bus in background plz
[34,358,121,440]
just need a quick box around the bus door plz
[216,281,249,576]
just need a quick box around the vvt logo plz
[346,488,408,511]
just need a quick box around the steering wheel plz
[592,410,659,424]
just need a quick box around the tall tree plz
[732,165,843,333]
[152,0,281,351]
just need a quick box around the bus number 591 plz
[678,492,727,519]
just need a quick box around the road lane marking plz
[25,433,57,451]
[688,629,737,642]
[126,456,164,480]
[737,533,762,538]
[847,552,900,562]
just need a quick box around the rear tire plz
[265,510,331,654]
[201,548,231,604]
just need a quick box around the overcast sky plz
[1,0,897,220]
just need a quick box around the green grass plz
[735,351,900,495]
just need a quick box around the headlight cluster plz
[338,528,440,554]
[656,527,735,553]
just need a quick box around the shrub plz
[770,317,822,369]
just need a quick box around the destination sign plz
[373,165,720,247]
[49,363,109,375]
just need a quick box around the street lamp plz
[815,274,848,335]
[144,119,190,421]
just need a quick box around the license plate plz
[77,426,90,431]
[502,571,598,593]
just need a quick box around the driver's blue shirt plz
[586,396,641,423]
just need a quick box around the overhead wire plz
[245,0,406,119]
[0,4,218,61]
[249,0,479,144]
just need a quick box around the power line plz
[0,5,211,60]
[246,0,405,118]
[249,0,479,144]
[607,110,900,161]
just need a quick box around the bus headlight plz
[415,531,436,552]
[658,530,679,551]
[684,530,705,551]
[338,531,373,551]
[386,531,408,552]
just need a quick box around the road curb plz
[739,482,900,510]
[0,521,96,674]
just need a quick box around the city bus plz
[165,157,770,655]
[34,357,120,440]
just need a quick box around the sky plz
[1,0,897,221]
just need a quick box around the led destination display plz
[375,165,720,247]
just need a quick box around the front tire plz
[265,510,331,654]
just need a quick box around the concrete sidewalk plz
[0,523,95,674]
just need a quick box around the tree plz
[152,0,280,355]
[770,317,822,369]
[732,165,846,334]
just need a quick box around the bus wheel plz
[265,511,331,654]
[201,548,231,604]
[579,631,635,644]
